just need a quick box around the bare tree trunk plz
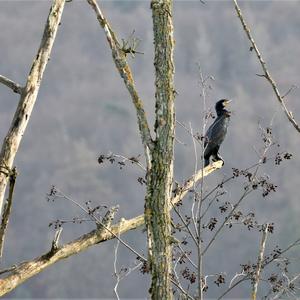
[145,1,175,299]
[0,0,65,216]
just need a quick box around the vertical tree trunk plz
[145,0,175,299]
[0,0,65,216]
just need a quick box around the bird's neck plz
[216,109,230,117]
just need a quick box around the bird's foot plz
[212,156,224,166]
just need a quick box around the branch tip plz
[51,227,63,252]
[0,75,23,95]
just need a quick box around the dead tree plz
[0,0,66,229]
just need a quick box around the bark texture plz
[0,0,65,216]
[0,168,17,258]
[145,1,175,298]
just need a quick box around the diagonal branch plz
[0,0,66,218]
[202,187,251,256]
[233,0,300,133]
[0,167,17,259]
[0,75,23,94]
[0,205,119,296]
[87,0,153,155]
[0,161,222,296]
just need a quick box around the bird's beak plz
[224,100,232,106]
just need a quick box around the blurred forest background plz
[0,0,300,298]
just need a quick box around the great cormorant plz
[204,99,231,167]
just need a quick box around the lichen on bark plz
[145,1,175,299]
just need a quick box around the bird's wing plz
[204,117,224,146]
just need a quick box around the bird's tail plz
[204,158,210,167]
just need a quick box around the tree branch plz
[218,236,300,299]
[0,205,118,296]
[0,0,66,218]
[0,167,17,259]
[86,0,153,155]
[0,162,222,296]
[233,0,300,133]
[0,76,23,94]
[252,223,269,300]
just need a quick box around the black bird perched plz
[204,99,231,167]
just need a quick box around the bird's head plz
[215,99,232,116]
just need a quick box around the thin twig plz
[219,237,300,299]
[200,189,222,220]
[170,278,195,300]
[0,75,23,94]
[173,255,186,296]
[176,120,202,146]
[217,276,249,300]
[177,243,198,269]
[252,223,269,300]
[282,84,298,99]
[233,0,300,133]
[272,273,300,300]
[54,190,147,262]
[109,153,146,171]
[113,223,121,300]
[172,202,198,246]
[190,123,199,238]
[50,227,63,252]
[196,66,210,300]
[202,188,252,256]
[229,271,246,288]
[262,238,300,269]
[0,265,17,275]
